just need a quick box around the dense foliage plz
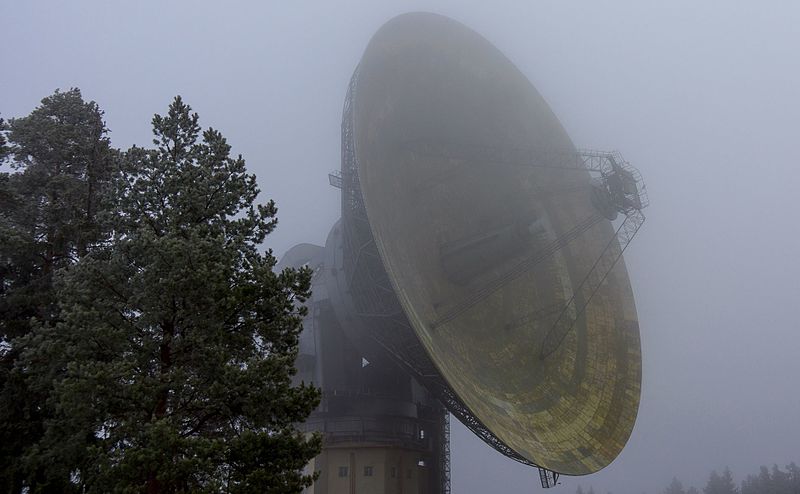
[1,89,116,491]
[1,91,320,493]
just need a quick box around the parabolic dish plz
[351,13,641,475]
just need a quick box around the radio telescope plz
[281,12,648,493]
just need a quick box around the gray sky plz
[2,2,799,493]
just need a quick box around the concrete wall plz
[305,445,431,494]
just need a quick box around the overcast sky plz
[2,2,799,493]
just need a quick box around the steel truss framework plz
[440,411,451,494]
[333,69,648,489]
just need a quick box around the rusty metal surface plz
[351,13,641,475]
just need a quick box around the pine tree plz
[705,468,738,494]
[19,96,320,493]
[0,88,115,492]
[772,464,790,494]
[759,465,773,494]
[0,117,9,161]
[787,463,800,494]
[664,477,686,494]
[741,464,799,494]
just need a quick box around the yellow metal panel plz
[353,13,642,475]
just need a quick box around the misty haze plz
[1,2,798,494]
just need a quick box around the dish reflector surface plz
[352,13,641,474]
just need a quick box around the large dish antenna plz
[326,12,647,480]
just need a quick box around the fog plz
[2,2,799,493]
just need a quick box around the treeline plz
[0,89,320,493]
[575,462,800,494]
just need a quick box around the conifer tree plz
[787,462,800,490]
[742,463,800,494]
[18,97,320,493]
[704,468,738,494]
[664,477,686,494]
[0,117,9,161]
[0,89,115,492]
